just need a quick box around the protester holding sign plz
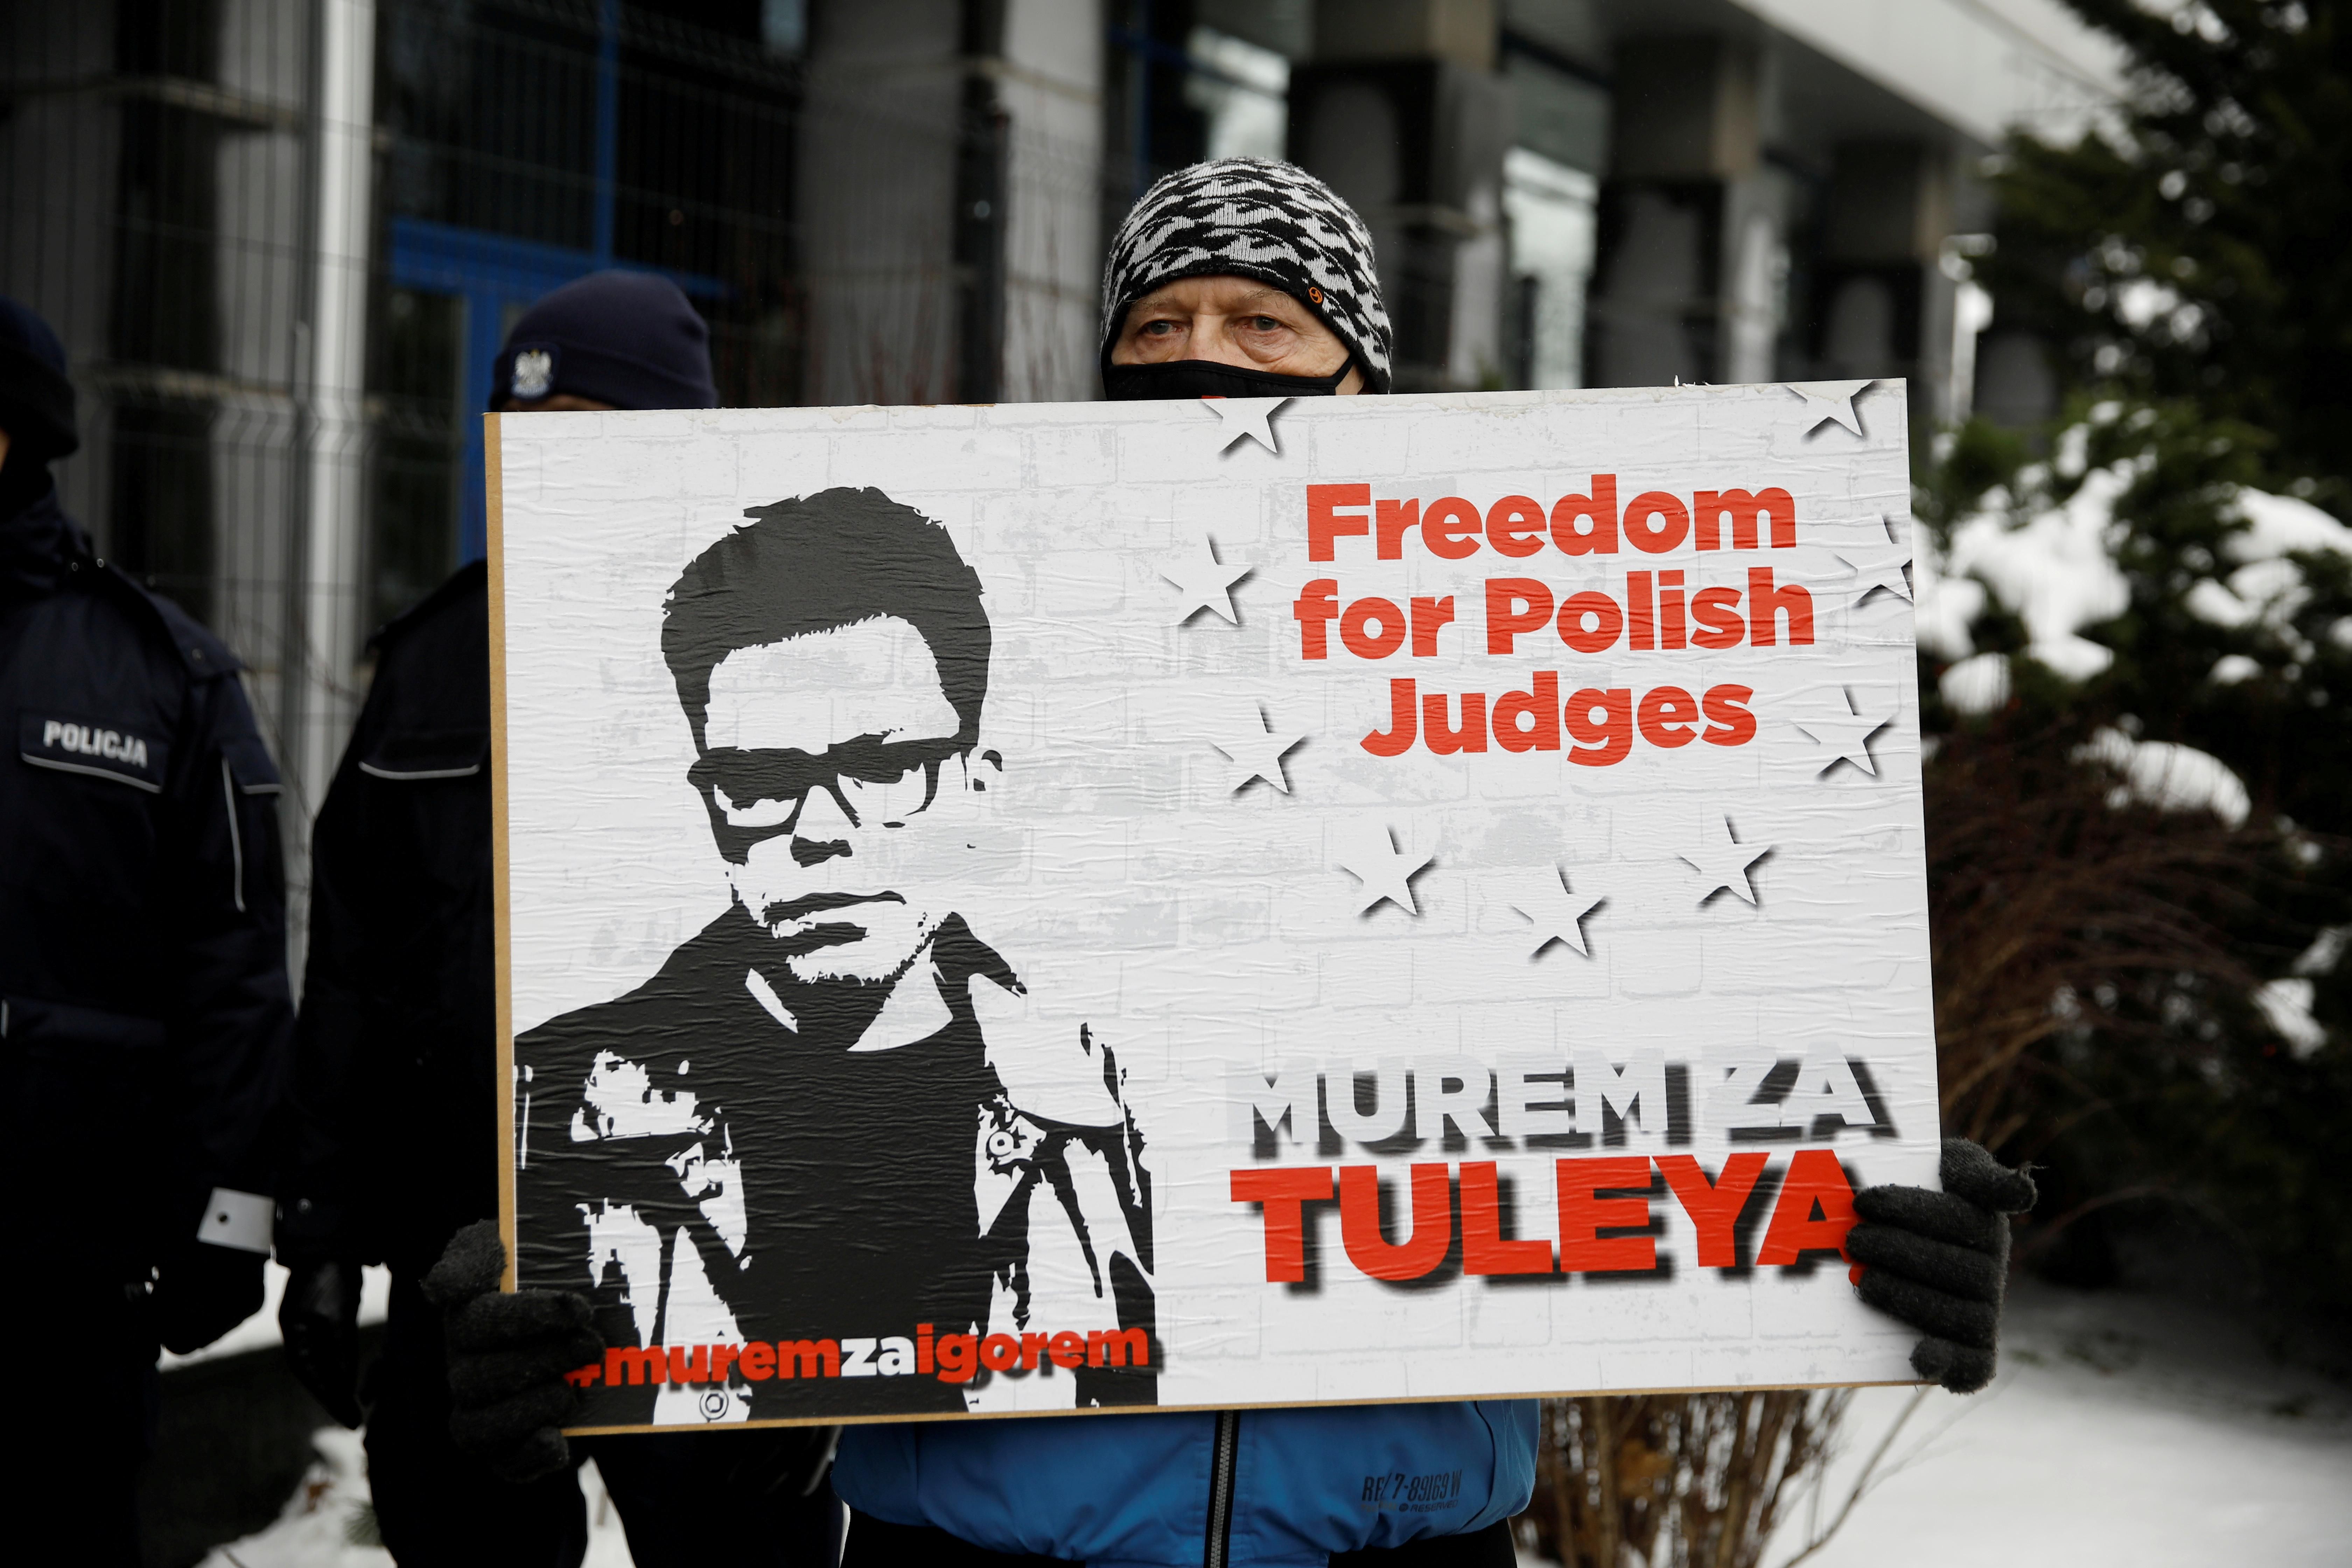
[0,295,293,1565]
[433,161,2035,1567]
[276,273,839,1567]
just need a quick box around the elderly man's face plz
[1111,275,1366,392]
[696,616,976,986]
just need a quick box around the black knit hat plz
[0,295,79,460]
[491,270,718,412]
[1100,158,1394,393]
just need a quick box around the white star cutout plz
[1787,380,1872,437]
[1202,396,1289,456]
[1157,532,1252,624]
[1678,814,1772,907]
[1334,826,1434,917]
[1497,866,1605,958]
[1793,690,1896,777]
[1834,518,1913,604]
[1208,704,1307,794]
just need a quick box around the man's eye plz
[1142,319,1178,335]
[1247,316,1283,331]
[715,786,795,829]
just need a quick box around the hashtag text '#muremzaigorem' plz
[562,1325,1151,1389]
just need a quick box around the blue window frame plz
[386,218,723,562]
[382,0,724,562]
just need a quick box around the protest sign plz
[491,381,1937,1433]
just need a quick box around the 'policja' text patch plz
[20,713,168,792]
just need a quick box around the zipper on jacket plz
[1204,1409,1240,1568]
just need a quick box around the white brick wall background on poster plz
[491,381,1938,1433]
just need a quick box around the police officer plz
[274,271,839,1568]
[0,296,293,1563]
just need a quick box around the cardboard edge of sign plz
[494,384,1936,1413]
[556,1378,1933,1436]
[489,410,519,1295]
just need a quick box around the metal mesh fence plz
[5,0,318,813]
[1,0,1112,941]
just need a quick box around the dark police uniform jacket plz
[0,484,291,1280]
[278,561,850,1512]
[278,560,498,1278]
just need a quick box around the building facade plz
[0,0,2122,908]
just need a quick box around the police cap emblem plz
[512,347,556,401]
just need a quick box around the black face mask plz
[1101,358,1354,401]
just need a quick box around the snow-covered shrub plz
[1914,400,2352,1323]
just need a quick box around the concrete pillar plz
[1317,0,1499,65]
[997,0,1104,402]
[1814,139,1963,441]
[1973,331,2057,430]
[798,0,969,404]
[1500,34,1607,391]
[797,0,1069,405]
[1288,0,1511,391]
[1584,36,1788,390]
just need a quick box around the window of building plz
[1503,148,1596,391]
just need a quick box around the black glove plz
[1847,1137,2037,1394]
[421,1220,604,1483]
[151,1242,266,1354]
[280,1259,366,1427]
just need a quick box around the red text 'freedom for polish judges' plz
[1294,480,1824,764]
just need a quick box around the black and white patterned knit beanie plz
[1100,158,1394,393]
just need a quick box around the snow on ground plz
[1770,1280,2352,1568]
[194,1435,638,1568]
[193,1428,386,1568]
[191,1281,2347,1568]
[160,1262,393,1370]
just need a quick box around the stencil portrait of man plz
[513,487,1155,1423]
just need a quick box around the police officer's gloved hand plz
[152,1241,266,1354]
[1846,1137,2037,1393]
[421,1220,603,1484]
[280,1258,367,1427]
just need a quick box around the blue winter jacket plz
[833,1399,1538,1566]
